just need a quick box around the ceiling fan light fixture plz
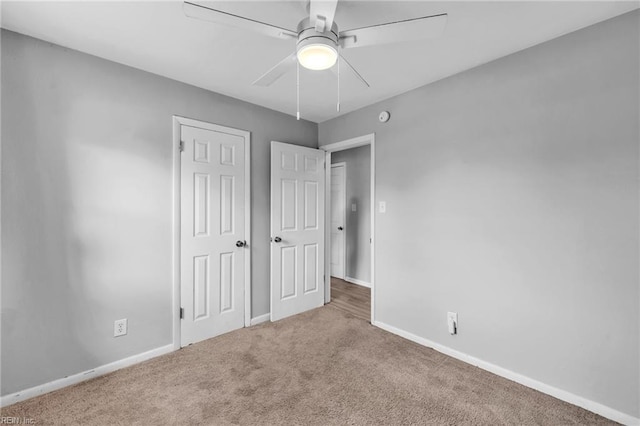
[297,43,338,70]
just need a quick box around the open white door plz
[330,163,346,279]
[180,123,247,346]
[270,141,325,321]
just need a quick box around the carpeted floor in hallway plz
[1,306,615,425]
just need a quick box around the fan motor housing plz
[296,17,339,52]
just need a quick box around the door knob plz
[236,240,246,248]
[338,226,344,231]
[273,236,282,243]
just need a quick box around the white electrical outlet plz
[447,312,458,335]
[352,203,357,212]
[114,319,127,337]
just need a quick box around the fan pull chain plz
[337,55,341,112]
[296,61,300,121]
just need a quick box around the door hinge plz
[179,307,184,319]
[179,141,185,152]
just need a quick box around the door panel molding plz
[172,116,251,350]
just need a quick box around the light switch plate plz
[352,203,357,212]
[379,201,386,213]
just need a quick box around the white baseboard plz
[373,321,639,426]
[0,344,174,408]
[344,276,371,288]
[250,313,270,326]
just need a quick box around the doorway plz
[322,134,375,324]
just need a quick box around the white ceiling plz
[2,1,637,123]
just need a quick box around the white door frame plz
[321,133,375,324]
[330,162,347,280]
[172,116,251,350]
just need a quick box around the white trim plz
[1,344,174,408]
[369,138,376,325]
[172,118,181,350]
[321,134,375,153]
[243,129,252,329]
[330,162,347,280]
[324,151,332,304]
[321,134,376,324]
[344,276,371,288]
[172,116,252,349]
[373,321,640,426]
[250,313,271,326]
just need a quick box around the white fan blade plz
[309,0,338,33]
[331,54,370,88]
[184,2,297,40]
[339,13,447,49]
[252,53,297,86]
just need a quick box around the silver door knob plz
[338,226,344,231]
[273,236,282,243]
[236,240,246,247]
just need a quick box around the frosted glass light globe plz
[297,44,338,70]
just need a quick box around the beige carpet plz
[2,306,614,425]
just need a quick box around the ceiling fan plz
[184,0,447,117]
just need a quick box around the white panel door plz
[181,124,245,346]
[270,141,325,321]
[330,163,346,279]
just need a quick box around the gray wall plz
[1,30,317,395]
[331,146,371,283]
[319,11,639,418]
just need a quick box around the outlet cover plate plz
[114,318,128,337]
[447,312,458,335]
